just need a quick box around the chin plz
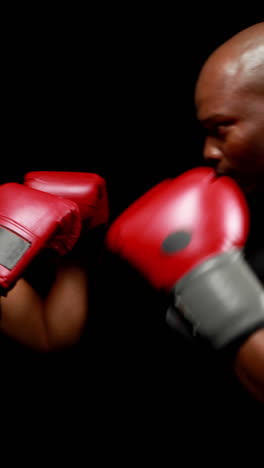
[216,170,260,194]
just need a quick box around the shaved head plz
[196,23,264,104]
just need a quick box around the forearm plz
[43,257,89,350]
[0,278,51,351]
[233,328,264,405]
[0,256,89,352]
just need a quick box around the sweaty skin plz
[195,22,264,404]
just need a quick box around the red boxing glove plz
[106,167,264,349]
[23,171,109,230]
[106,167,249,290]
[0,182,81,293]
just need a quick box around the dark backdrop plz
[1,11,263,459]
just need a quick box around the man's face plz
[194,64,264,193]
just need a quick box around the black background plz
[1,10,263,460]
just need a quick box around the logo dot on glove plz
[161,231,192,254]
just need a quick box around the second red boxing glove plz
[23,171,109,230]
[0,182,81,293]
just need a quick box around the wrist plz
[171,249,264,350]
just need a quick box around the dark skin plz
[0,252,89,352]
[195,22,264,404]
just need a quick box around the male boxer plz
[194,21,264,403]
[0,172,108,352]
[106,23,264,404]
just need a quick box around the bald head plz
[196,23,264,100]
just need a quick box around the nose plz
[203,137,223,165]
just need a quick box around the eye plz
[208,121,232,138]
[216,123,229,135]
